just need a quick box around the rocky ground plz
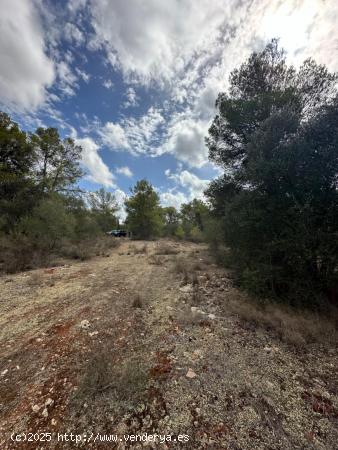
[0,240,337,449]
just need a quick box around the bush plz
[75,348,148,413]
[155,241,179,255]
[174,225,184,240]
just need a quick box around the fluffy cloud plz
[159,166,210,209]
[114,188,128,221]
[159,190,189,210]
[99,107,164,154]
[116,166,133,177]
[87,0,338,169]
[56,61,78,97]
[162,115,209,167]
[64,22,85,46]
[76,137,115,187]
[99,122,130,151]
[123,87,139,108]
[89,0,229,84]
[103,79,114,89]
[166,168,209,200]
[0,0,55,110]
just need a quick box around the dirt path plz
[0,240,337,449]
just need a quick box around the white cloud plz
[123,87,139,108]
[99,122,130,150]
[162,115,209,167]
[89,0,229,85]
[56,61,78,96]
[88,0,338,169]
[99,107,164,154]
[103,79,114,89]
[0,0,55,110]
[68,0,87,13]
[160,190,189,210]
[76,137,115,187]
[166,168,209,200]
[116,166,133,178]
[114,188,128,221]
[64,22,85,46]
[76,68,90,83]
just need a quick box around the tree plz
[0,112,38,232]
[31,127,83,193]
[125,180,163,239]
[180,199,209,239]
[88,188,119,231]
[162,206,180,237]
[205,40,338,304]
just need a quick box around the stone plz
[42,408,48,418]
[32,404,40,413]
[1,369,8,377]
[80,320,90,329]
[45,398,54,407]
[179,284,193,293]
[208,314,216,320]
[186,368,197,378]
[51,418,57,426]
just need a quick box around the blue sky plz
[1,0,337,216]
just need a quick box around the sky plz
[1,0,337,217]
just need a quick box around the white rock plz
[88,331,98,337]
[42,408,48,418]
[51,418,57,426]
[80,320,90,329]
[179,284,193,293]
[1,369,8,377]
[186,368,197,379]
[32,404,40,413]
[208,314,216,320]
[45,398,54,407]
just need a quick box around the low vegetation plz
[74,347,148,414]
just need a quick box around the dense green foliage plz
[0,113,119,272]
[125,180,164,239]
[206,40,338,305]
[89,188,119,232]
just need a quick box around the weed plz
[132,294,143,308]
[223,290,338,347]
[129,243,148,254]
[155,242,179,255]
[74,348,148,414]
[148,254,164,265]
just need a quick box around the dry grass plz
[0,235,121,274]
[172,256,186,274]
[74,347,148,414]
[223,290,338,347]
[155,241,179,255]
[176,306,209,327]
[148,254,164,265]
[62,236,120,261]
[172,255,203,288]
[0,235,51,273]
[132,293,143,308]
[129,243,148,254]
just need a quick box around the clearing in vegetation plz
[0,240,337,449]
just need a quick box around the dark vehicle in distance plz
[107,229,128,237]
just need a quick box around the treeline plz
[0,113,120,271]
[2,39,338,308]
[0,112,209,272]
[125,179,209,241]
[204,40,338,306]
